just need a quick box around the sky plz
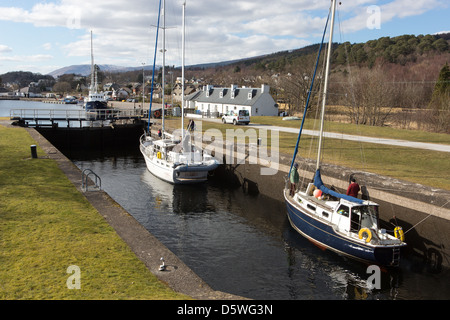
[0,0,448,76]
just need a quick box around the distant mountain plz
[47,64,157,78]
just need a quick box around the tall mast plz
[316,0,336,170]
[161,0,166,136]
[181,1,186,141]
[90,30,95,93]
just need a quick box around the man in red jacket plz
[346,178,360,198]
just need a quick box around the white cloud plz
[0,45,13,53]
[0,0,447,73]
[340,0,444,33]
[42,43,53,51]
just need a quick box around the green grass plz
[162,116,450,190]
[0,125,190,299]
[250,116,450,145]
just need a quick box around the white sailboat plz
[86,31,107,107]
[139,0,219,184]
[284,0,406,267]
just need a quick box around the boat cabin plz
[331,200,380,234]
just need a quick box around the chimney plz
[261,84,269,93]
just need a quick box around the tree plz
[53,82,71,96]
[433,38,449,52]
[341,66,396,126]
[429,63,450,132]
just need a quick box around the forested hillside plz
[187,33,449,133]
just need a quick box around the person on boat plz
[346,178,360,198]
[290,163,299,196]
[187,119,195,133]
[158,128,162,138]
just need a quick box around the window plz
[337,205,349,217]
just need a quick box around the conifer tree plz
[429,63,450,132]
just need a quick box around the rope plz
[403,200,449,235]
[288,7,331,178]
[147,0,162,133]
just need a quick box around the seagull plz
[159,257,166,271]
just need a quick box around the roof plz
[185,85,270,106]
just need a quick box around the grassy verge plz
[0,125,189,299]
[161,117,450,190]
[250,116,450,145]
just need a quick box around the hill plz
[47,64,157,78]
[0,71,54,88]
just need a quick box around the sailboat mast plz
[161,0,166,136]
[90,31,95,93]
[316,0,336,170]
[181,1,186,141]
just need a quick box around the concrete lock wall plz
[208,140,450,271]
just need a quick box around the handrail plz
[81,168,101,192]
[9,108,145,121]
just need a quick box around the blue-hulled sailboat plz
[284,0,406,267]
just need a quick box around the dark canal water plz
[67,146,450,300]
[2,100,450,299]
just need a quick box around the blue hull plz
[285,196,400,266]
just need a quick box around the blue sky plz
[0,0,448,76]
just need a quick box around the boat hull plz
[140,143,218,185]
[285,192,403,267]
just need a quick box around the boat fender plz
[358,228,372,243]
[394,226,405,242]
[157,152,162,159]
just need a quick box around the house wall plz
[188,84,278,117]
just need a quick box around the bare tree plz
[341,66,396,126]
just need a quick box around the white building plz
[185,84,278,117]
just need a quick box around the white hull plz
[139,134,219,185]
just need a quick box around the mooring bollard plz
[30,145,37,159]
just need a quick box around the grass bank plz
[161,116,450,190]
[0,124,189,299]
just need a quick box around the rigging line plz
[336,6,368,172]
[147,0,162,133]
[403,200,449,235]
[288,6,331,178]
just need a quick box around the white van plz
[221,110,250,125]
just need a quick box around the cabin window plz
[337,205,349,217]
[307,204,316,211]
[322,211,329,218]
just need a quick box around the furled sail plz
[313,169,364,204]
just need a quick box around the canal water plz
[68,146,450,300]
[3,100,450,299]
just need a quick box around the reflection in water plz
[71,151,450,300]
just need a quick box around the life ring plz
[157,152,162,159]
[394,226,405,242]
[154,110,161,118]
[358,228,372,243]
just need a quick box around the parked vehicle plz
[221,110,250,125]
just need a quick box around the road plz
[110,102,450,153]
[201,117,450,153]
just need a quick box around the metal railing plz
[81,169,101,192]
[10,108,148,122]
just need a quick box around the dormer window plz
[219,91,223,98]
[231,90,235,99]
